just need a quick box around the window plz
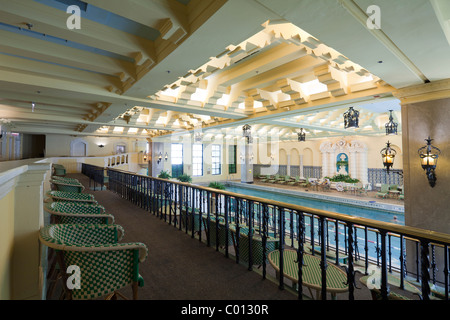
[192,144,203,176]
[211,144,221,175]
[228,145,237,174]
[171,143,183,178]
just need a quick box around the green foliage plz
[324,174,359,183]
[208,181,226,190]
[336,160,349,166]
[177,173,192,183]
[157,170,172,179]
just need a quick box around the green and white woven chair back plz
[203,216,233,247]
[47,191,97,204]
[39,224,147,300]
[234,227,279,265]
[63,249,137,300]
[47,202,105,214]
[52,224,122,245]
[59,215,111,224]
[52,176,79,182]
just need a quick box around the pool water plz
[225,184,404,224]
[224,184,405,268]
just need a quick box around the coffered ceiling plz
[0,0,449,141]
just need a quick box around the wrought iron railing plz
[81,163,107,190]
[105,168,450,300]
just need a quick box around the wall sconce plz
[143,153,148,161]
[343,106,359,129]
[194,132,203,142]
[385,110,398,135]
[164,152,168,161]
[98,144,105,148]
[418,137,441,187]
[380,141,396,173]
[157,152,163,164]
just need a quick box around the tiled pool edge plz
[225,181,404,214]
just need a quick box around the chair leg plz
[132,282,139,300]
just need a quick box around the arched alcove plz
[70,138,87,157]
[303,148,313,166]
[279,148,287,165]
[290,148,300,166]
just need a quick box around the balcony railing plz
[104,168,450,300]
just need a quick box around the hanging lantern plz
[385,110,398,135]
[297,128,306,142]
[380,141,396,173]
[418,137,440,187]
[242,124,252,143]
[343,106,359,129]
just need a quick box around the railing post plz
[347,222,355,300]
[420,239,431,300]
[235,198,241,264]
[224,195,229,259]
[379,229,389,300]
[296,210,305,300]
[319,216,327,300]
[278,206,285,290]
[248,199,254,271]
[262,203,269,280]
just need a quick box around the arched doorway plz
[70,139,87,157]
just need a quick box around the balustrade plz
[104,168,450,301]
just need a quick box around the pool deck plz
[225,180,404,214]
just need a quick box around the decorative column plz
[13,163,51,300]
[287,154,291,176]
[321,152,328,178]
[240,142,253,183]
[349,150,357,179]
[299,154,304,179]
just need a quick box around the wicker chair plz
[46,191,98,204]
[39,224,148,300]
[51,176,80,183]
[51,179,85,193]
[44,202,113,224]
[202,215,234,248]
[52,164,66,176]
[230,225,280,266]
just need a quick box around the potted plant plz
[208,181,226,190]
[177,173,192,183]
[157,170,171,179]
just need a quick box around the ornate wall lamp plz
[380,141,396,173]
[418,137,441,187]
[164,152,169,161]
[157,152,163,164]
[385,110,398,135]
[343,106,359,129]
[194,132,203,142]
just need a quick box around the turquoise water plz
[225,185,404,224]
[224,184,404,267]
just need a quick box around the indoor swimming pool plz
[223,183,405,269]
